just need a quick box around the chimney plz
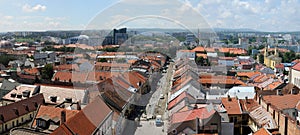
[60,110,66,125]
[195,117,199,134]
[291,88,297,95]
[245,96,249,103]
[277,89,282,96]
[77,100,81,110]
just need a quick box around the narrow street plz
[135,62,174,135]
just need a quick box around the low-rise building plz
[168,106,221,135]
[0,94,44,133]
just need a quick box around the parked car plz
[155,115,162,126]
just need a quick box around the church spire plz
[264,46,268,57]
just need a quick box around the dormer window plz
[36,119,47,129]
[10,93,16,98]
[50,96,57,102]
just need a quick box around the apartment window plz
[12,121,15,127]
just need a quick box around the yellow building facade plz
[264,47,282,69]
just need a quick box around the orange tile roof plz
[23,68,39,75]
[51,111,96,135]
[236,71,261,78]
[32,106,79,127]
[196,53,207,59]
[263,81,282,90]
[54,64,79,71]
[275,63,284,69]
[221,97,243,115]
[199,75,245,85]
[292,62,300,71]
[253,127,271,135]
[171,107,216,124]
[167,92,194,110]
[192,46,205,52]
[253,75,269,83]
[292,59,300,64]
[263,94,300,111]
[199,78,245,85]
[86,71,114,83]
[51,96,112,135]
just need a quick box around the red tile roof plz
[275,63,284,69]
[192,46,205,52]
[263,81,282,90]
[23,68,39,75]
[236,71,261,78]
[54,64,79,71]
[17,73,36,80]
[221,97,243,115]
[292,59,300,64]
[253,127,271,135]
[0,94,44,124]
[167,92,194,110]
[292,62,300,71]
[171,107,216,124]
[196,53,207,59]
[32,105,79,127]
[51,111,96,135]
[263,94,300,111]
[51,95,112,135]
[82,95,112,127]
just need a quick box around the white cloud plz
[22,4,46,12]
[190,0,300,31]
[3,15,13,20]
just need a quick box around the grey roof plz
[260,67,275,74]
[0,79,20,91]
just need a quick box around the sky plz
[0,0,300,32]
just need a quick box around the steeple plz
[274,45,278,56]
[264,46,268,57]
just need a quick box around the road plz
[137,62,174,135]
[134,120,165,135]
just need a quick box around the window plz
[230,117,238,123]
[37,119,46,128]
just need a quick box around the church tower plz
[274,45,279,57]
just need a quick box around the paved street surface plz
[134,120,165,135]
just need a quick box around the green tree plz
[0,55,15,66]
[196,56,205,66]
[41,64,54,80]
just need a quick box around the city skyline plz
[0,0,300,32]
